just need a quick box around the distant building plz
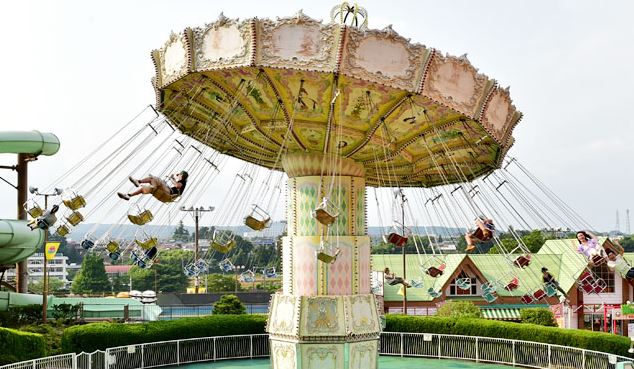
[5,253,70,286]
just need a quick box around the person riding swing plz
[465,215,495,252]
[118,171,188,202]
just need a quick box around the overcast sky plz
[0,0,632,231]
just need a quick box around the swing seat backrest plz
[128,210,154,226]
[66,211,84,226]
[544,283,558,297]
[483,291,498,303]
[55,224,70,237]
[63,195,86,211]
[386,233,408,247]
[313,208,337,226]
[135,237,158,250]
[426,267,443,278]
[106,241,121,253]
[521,294,534,304]
[212,239,236,254]
[513,255,531,268]
[533,289,546,300]
[505,278,519,291]
[244,216,271,231]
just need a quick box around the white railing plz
[1,333,632,369]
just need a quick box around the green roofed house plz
[372,237,634,337]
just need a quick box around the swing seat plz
[219,258,235,272]
[108,251,121,261]
[504,277,519,291]
[128,209,154,226]
[483,291,498,303]
[426,266,444,278]
[244,216,271,231]
[145,246,158,260]
[533,289,546,300]
[106,241,121,254]
[410,279,424,288]
[513,254,531,268]
[212,239,236,253]
[195,259,208,271]
[135,237,158,250]
[62,194,86,211]
[239,271,255,283]
[55,224,70,237]
[457,278,472,290]
[521,294,535,304]
[81,239,95,250]
[317,249,340,264]
[544,283,559,297]
[184,263,199,277]
[264,267,277,278]
[313,208,338,226]
[427,288,442,298]
[30,212,57,230]
[385,233,408,247]
[591,254,606,266]
[24,200,43,218]
[66,211,84,226]
[482,282,496,294]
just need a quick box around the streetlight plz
[29,186,63,323]
[180,206,214,293]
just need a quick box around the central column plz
[267,153,381,369]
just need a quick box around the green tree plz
[520,308,557,326]
[29,278,66,295]
[437,300,482,319]
[212,294,246,314]
[130,249,191,292]
[172,221,190,242]
[111,274,128,293]
[206,273,244,292]
[71,254,111,294]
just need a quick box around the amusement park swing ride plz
[20,3,629,368]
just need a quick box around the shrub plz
[62,314,267,353]
[213,294,246,315]
[520,308,557,327]
[0,327,47,363]
[385,315,631,357]
[52,303,81,324]
[0,305,42,327]
[436,301,482,319]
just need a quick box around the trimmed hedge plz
[0,327,47,364]
[61,314,267,353]
[385,315,631,357]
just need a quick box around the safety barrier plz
[1,332,632,369]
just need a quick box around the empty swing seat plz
[533,289,547,300]
[55,224,70,237]
[212,239,236,253]
[313,198,339,226]
[544,283,559,297]
[24,200,43,218]
[62,191,86,211]
[106,241,121,260]
[66,211,84,226]
[513,254,531,268]
[426,265,445,278]
[504,277,519,291]
[128,209,154,226]
[184,263,199,277]
[317,249,340,264]
[109,251,121,261]
[264,267,277,278]
[410,280,424,288]
[428,288,442,298]
[386,233,408,247]
[483,291,498,303]
[145,246,158,260]
[591,254,606,266]
[219,258,235,272]
[81,239,95,250]
[240,271,255,283]
[135,237,158,250]
[521,294,535,304]
[244,216,271,231]
[456,278,472,290]
[195,259,208,271]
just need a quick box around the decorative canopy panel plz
[152,10,522,187]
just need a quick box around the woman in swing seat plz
[118,171,188,202]
[384,267,410,287]
[465,215,495,252]
[575,230,604,263]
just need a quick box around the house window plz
[448,271,478,296]
[592,263,615,293]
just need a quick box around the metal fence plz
[2,332,632,369]
[158,304,268,319]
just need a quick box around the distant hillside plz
[69,222,464,241]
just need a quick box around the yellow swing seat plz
[244,216,271,231]
[212,239,236,254]
[135,237,158,250]
[62,194,86,211]
[55,224,70,237]
[317,249,340,264]
[128,209,154,225]
[23,200,43,218]
[106,241,121,253]
[66,211,84,226]
[313,197,339,226]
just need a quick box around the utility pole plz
[180,206,214,293]
[29,186,63,323]
[398,189,408,315]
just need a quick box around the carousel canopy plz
[151,7,522,187]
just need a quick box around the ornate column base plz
[267,294,381,369]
